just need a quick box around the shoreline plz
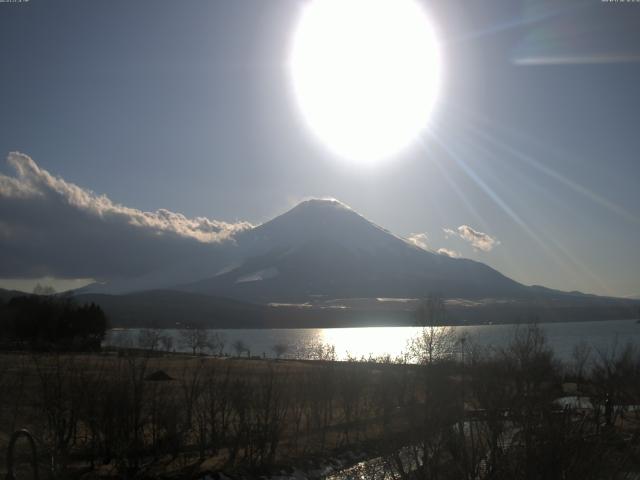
[106,316,639,331]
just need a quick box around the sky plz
[1,0,639,297]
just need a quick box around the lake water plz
[104,318,640,362]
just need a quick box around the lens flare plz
[290,0,441,164]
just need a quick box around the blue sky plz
[1,0,639,297]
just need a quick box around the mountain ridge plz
[1,286,638,329]
[182,198,528,302]
[57,198,640,329]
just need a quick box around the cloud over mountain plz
[444,225,499,252]
[0,152,251,281]
[406,232,429,250]
[437,248,461,258]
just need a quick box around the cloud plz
[407,232,465,258]
[1,153,251,243]
[443,225,499,252]
[437,248,461,258]
[457,225,499,251]
[406,232,429,250]
[0,152,252,283]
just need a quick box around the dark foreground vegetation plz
[0,323,639,479]
[0,294,108,351]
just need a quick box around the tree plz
[408,293,455,364]
[591,342,640,427]
[570,341,592,381]
[179,327,210,355]
[232,339,248,357]
[33,283,56,296]
[3,296,107,350]
[137,329,161,352]
[207,332,226,356]
[159,334,174,352]
[272,343,288,359]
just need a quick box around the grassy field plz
[0,351,425,479]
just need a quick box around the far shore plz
[106,315,640,330]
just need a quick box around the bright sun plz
[290,0,441,164]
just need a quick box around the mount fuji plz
[68,198,638,327]
[182,198,525,302]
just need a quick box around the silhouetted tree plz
[207,331,226,356]
[179,327,210,355]
[159,334,174,352]
[33,283,56,296]
[272,343,288,359]
[137,328,161,352]
[232,339,248,357]
[1,295,107,350]
[409,293,455,364]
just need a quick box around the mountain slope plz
[183,199,528,302]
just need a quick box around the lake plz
[104,318,640,362]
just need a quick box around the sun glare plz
[290,0,441,164]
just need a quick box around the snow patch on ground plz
[268,302,313,308]
[376,297,416,303]
[235,267,279,283]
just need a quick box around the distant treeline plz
[0,294,108,350]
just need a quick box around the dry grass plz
[0,351,423,479]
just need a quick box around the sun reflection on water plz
[320,327,419,361]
